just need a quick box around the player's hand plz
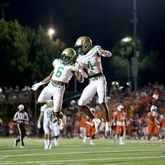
[37,121,41,129]
[31,82,42,91]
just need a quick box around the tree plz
[110,36,160,87]
[28,26,65,83]
[0,20,66,87]
[0,19,30,87]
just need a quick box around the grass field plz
[0,137,165,165]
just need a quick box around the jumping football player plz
[31,48,82,119]
[74,36,112,133]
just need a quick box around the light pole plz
[0,2,9,20]
[132,0,138,90]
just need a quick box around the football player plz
[147,105,160,142]
[74,36,112,133]
[37,100,54,150]
[85,108,98,145]
[113,104,127,145]
[51,116,63,147]
[31,48,82,119]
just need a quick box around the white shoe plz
[48,144,52,150]
[83,136,87,143]
[13,139,17,147]
[20,146,25,148]
[119,142,124,145]
[92,118,101,133]
[45,145,48,150]
[54,141,59,146]
[90,141,95,145]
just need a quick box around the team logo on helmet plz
[61,48,77,65]
[75,36,92,54]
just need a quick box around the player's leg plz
[148,124,154,142]
[90,126,96,145]
[119,126,124,145]
[14,123,21,147]
[20,124,26,147]
[37,86,53,108]
[52,121,60,146]
[78,83,96,119]
[43,123,50,149]
[114,125,119,143]
[53,86,65,119]
[97,77,110,132]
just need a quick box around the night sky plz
[1,0,165,84]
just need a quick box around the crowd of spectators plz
[0,85,32,103]
[0,82,164,141]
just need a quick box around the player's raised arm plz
[97,47,112,57]
[31,71,54,91]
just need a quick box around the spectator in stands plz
[0,117,3,126]
[8,120,15,137]
[159,114,165,143]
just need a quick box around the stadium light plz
[121,37,132,43]
[47,28,56,40]
[121,37,133,82]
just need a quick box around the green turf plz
[0,137,165,165]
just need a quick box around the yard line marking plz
[0,148,162,155]
[0,148,162,159]
[0,155,165,164]
[0,156,8,160]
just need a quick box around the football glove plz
[31,82,43,91]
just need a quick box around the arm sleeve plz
[96,45,112,57]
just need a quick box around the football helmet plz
[90,107,95,114]
[18,104,24,111]
[117,104,124,112]
[75,36,92,54]
[150,105,157,112]
[61,48,77,65]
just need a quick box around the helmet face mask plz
[75,36,92,54]
[61,48,77,65]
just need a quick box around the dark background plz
[1,0,165,84]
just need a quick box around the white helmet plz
[150,105,157,112]
[70,100,76,106]
[117,104,124,112]
[18,104,24,111]
[152,94,159,100]
[90,108,95,114]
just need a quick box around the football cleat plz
[90,140,95,145]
